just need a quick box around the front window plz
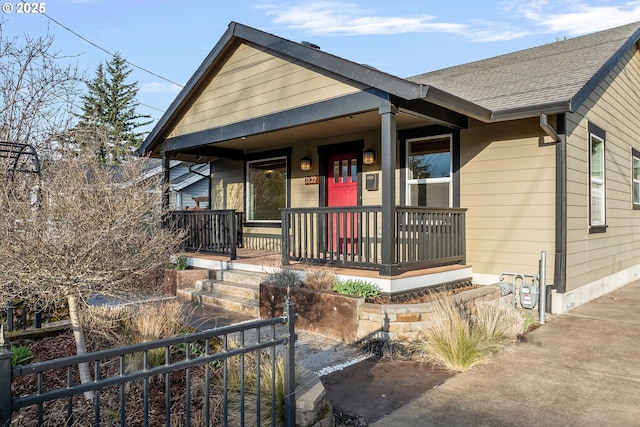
[406,136,452,207]
[247,157,287,221]
[633,148,640,209]
[589,123,606,230]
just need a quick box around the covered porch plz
[170,205,466,277]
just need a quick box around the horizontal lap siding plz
[565,47,640,292]
[461,118,556,279]
[168,42,363,138]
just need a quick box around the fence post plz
[283,296,296,426]
[0,326,12,427]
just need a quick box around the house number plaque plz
[304,176,319,185]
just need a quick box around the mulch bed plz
[10,331,219,426]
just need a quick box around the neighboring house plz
[143,159,210,210]
[140,21,640,313]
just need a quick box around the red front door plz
[327,153,357,254]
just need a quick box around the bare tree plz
[0,153,183,398]
[0,21,82,156]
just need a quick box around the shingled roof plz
[408,21,640,120]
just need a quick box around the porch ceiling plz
[171,109,441,161]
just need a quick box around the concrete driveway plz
[372,281,640,427]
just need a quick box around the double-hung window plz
[589,123,606,231]
[406,135,452,208]
[246,157,287,222]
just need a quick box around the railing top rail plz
[394,206,468,213]
[13,315,288,377]
[281,206,382,213]
[170,209,240,215]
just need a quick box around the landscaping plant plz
[10,344,34,366]
[267,268,303,288]
[413,297,525,371]
[333,279,381,299]
[304,267,336,291]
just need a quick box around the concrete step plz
[196,280,259,300]
[219,270,268,286]
[177,288,260,317]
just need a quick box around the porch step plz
[196,280,259,300]
[178,288,260,317]
[177,269,268,318]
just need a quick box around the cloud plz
[502,0,640,36]
[259,0,640,44]
[261,1,465,36]
[140,82,182,95]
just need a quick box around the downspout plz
[540,114,561,142]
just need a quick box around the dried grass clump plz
[413,297,525,371]
[304,267,336,291]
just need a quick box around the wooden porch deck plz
[184,248,471,281]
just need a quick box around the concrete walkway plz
[371,280,640,427]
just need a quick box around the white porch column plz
[379,104,398,276]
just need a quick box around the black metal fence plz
[0,301,43,332]
[170,210,243,259]
[0,301,297,426]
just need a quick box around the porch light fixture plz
[300,157,312,171]
[363,149,375,165]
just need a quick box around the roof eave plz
[422,86,492,122]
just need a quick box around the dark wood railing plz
[170,210,243,259]
[282,206,466,275]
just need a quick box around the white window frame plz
[405,134,453,208]
[246,156,287,223]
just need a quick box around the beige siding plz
[168,42,363,138]
[210,159,243,211]
[460,118,556,279]
[565,47,640,292]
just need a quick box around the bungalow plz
[140,21,640,313]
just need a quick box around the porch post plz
[161,151,170,212]
[379,104,398,276]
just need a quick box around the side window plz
[589,123,606,232]
[633,148,640,210]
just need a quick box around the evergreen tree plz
[78,53,151,163]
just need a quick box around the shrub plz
[333,279,381,298]
[304,267,336,291]
[176,255,189,270]
[10,344,34,366]
[267,268,303,288]
[413,297,525,371]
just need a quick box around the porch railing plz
[170,210,243,259]
[281,206,466,275]
[1,301,297,427]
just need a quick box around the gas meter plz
[519,281,539,309]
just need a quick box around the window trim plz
[588,122,607,233]
[405,134,453,208]
[633,148,640,210]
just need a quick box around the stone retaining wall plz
[357,285,510,341]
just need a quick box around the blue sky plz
[3,0,640,131]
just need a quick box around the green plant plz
[267,268,303,288]
[176,255,188,270]
[333,279,381,298]
[304,267,336,291]
[10,344,34,366]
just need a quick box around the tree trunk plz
[67,294,94,401]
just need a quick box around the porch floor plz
[184,248,471,282]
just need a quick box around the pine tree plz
[78,53,151,163]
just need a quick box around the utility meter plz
[519,281,539,309]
